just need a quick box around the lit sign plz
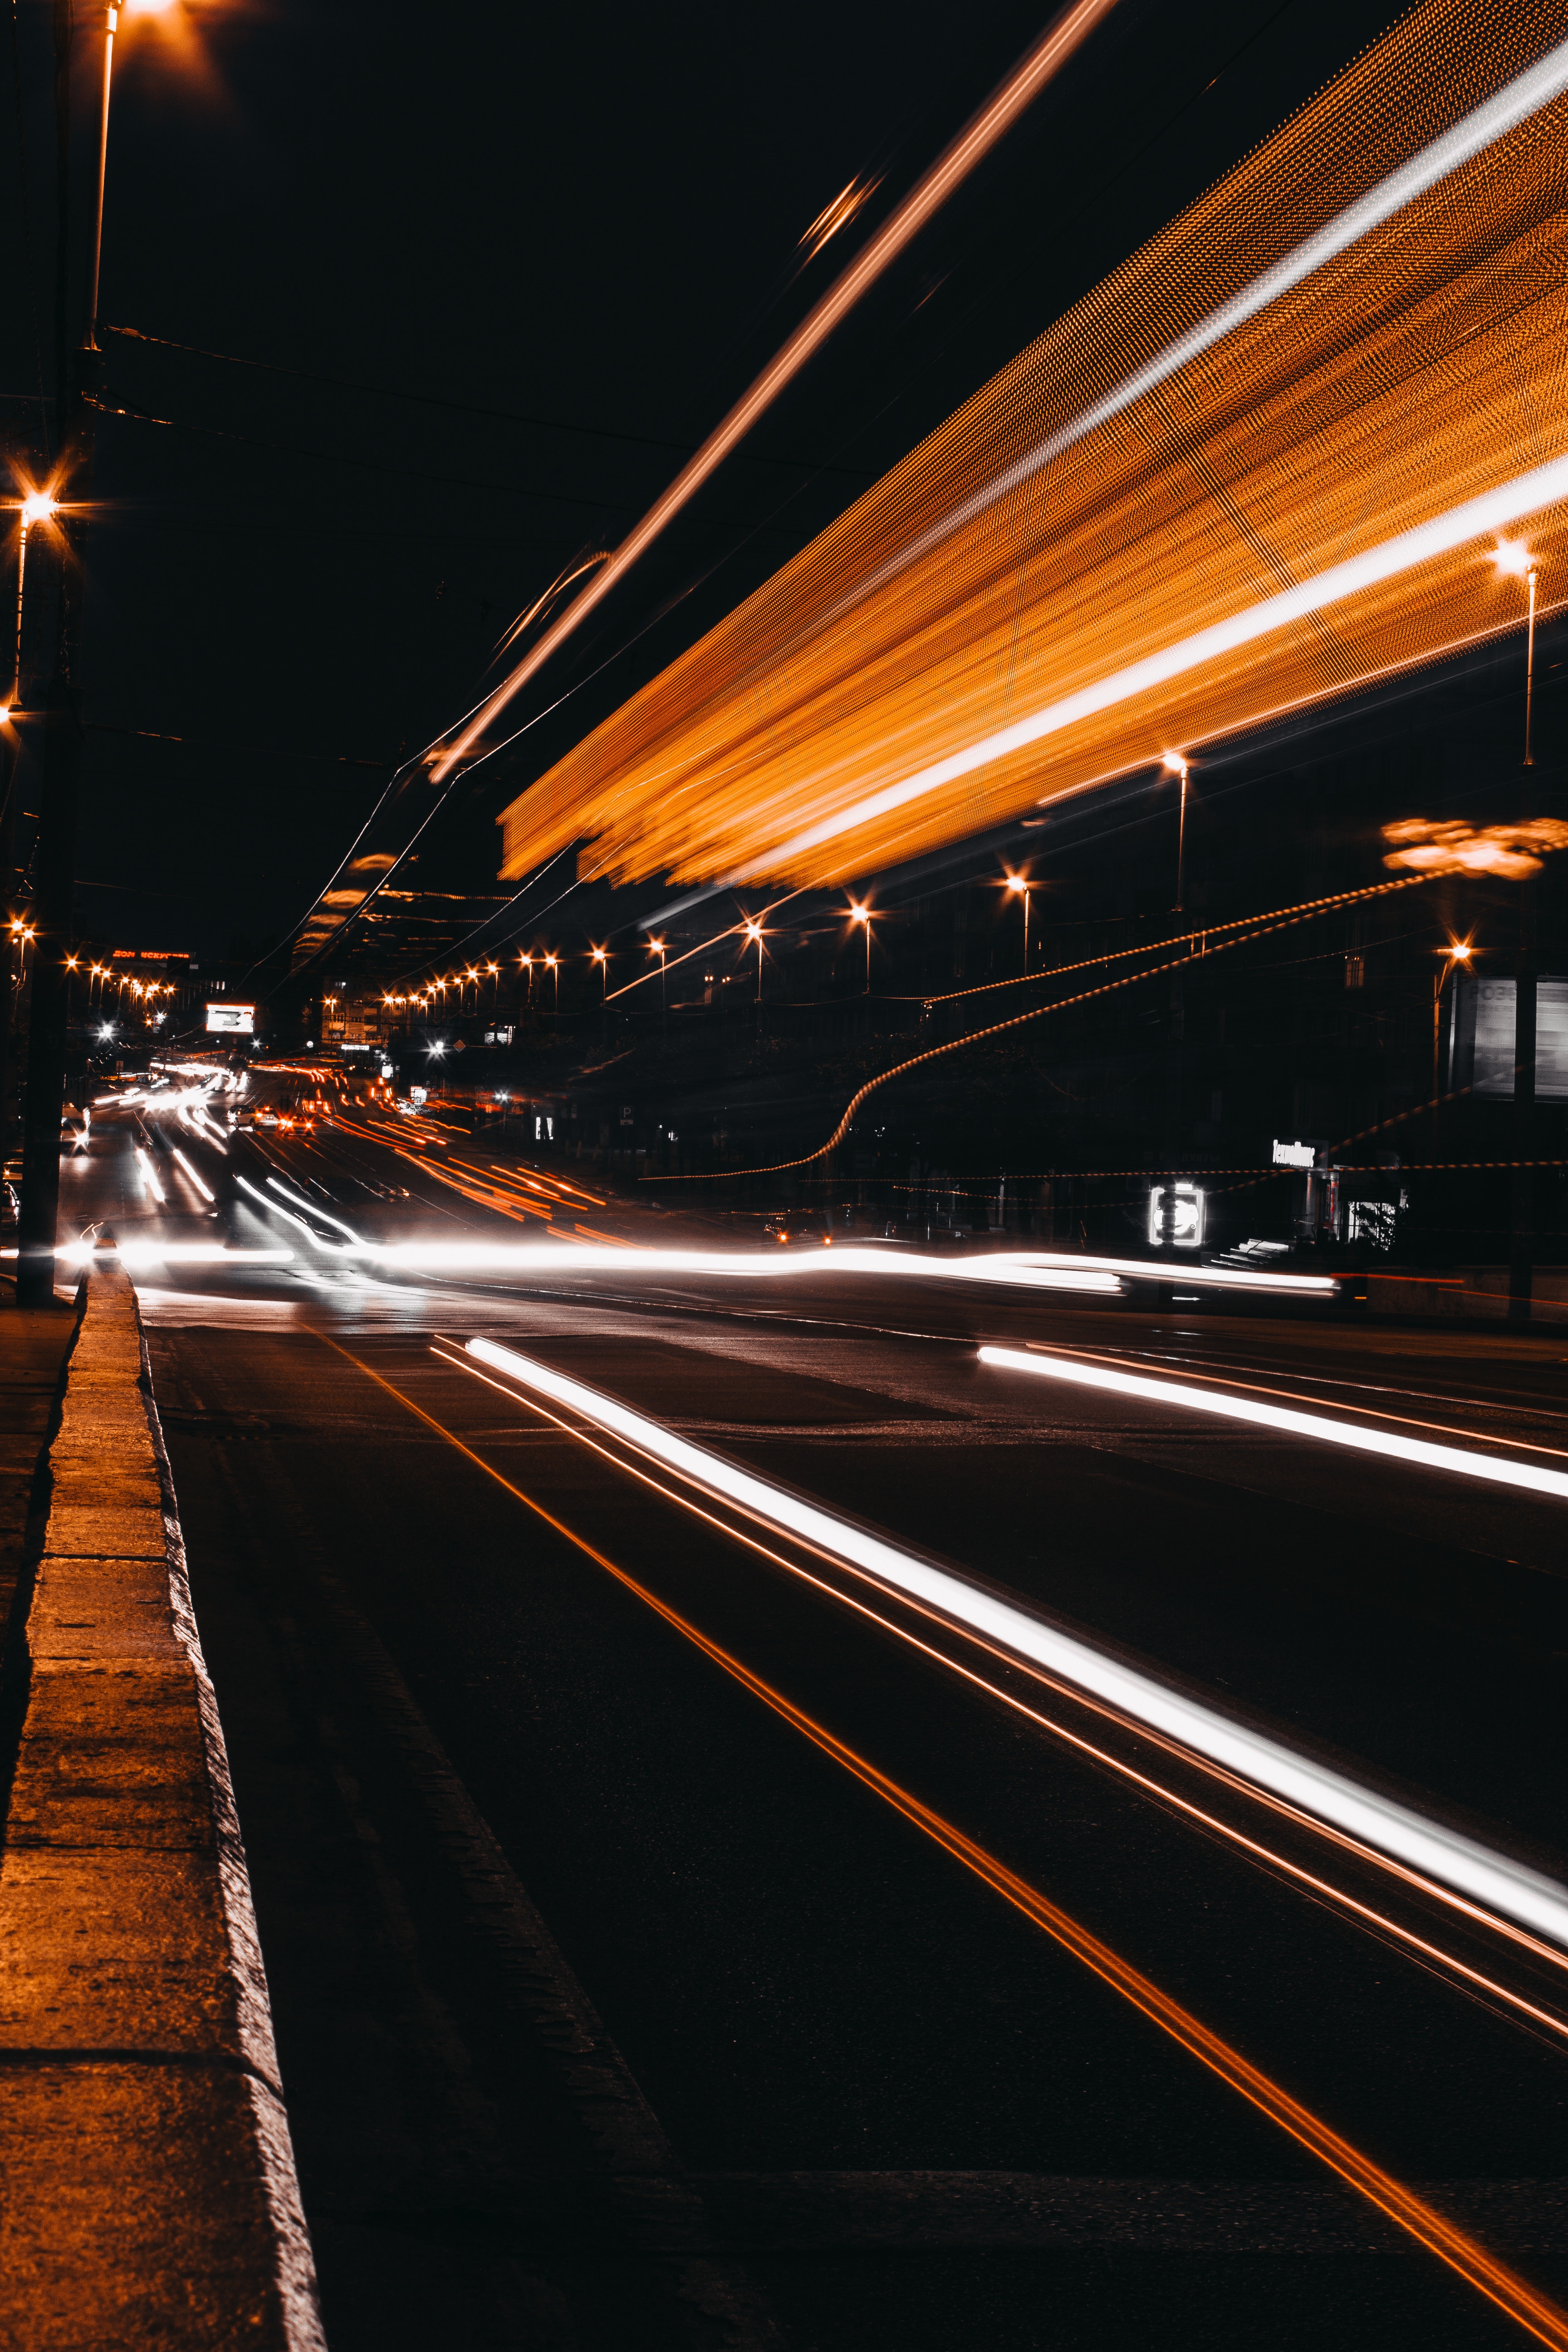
[1148,1181,1206,1250]
[1271,1138,1315,1167]
[206,1004,255,1034]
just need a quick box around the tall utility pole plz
[17,0,96,1306]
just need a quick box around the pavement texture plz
[0,1298,78,1639]
[0,1263,323,2352]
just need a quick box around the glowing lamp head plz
[0,707,11,728]
[1447,940,1474,961]
[649,937,665,955]
[745,922,762,944]
[1494,543,1534,578]
[19,491,58,528]
[1004,873,1027,894]
[591,948,606,963]
[849,902,869,924]
[1161,751,1190,778]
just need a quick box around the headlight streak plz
[265,1173,365,1243]
[979,1343,1568,1502]
[436,1339,1568,2041]
[1004,1337,1568,1466]
[462,1333,1568,1951]
[323,1333,1568,2348]
[18,1243,297,1267]
[233,1171,337,1247]
[132,1146,166,1203]
[169,1147,215,1202]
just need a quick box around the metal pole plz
[1524,565,1538,767]
[1175,768,1188,911]
[87,3,118,343]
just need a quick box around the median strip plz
[0,1259,323,2350]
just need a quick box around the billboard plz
[1449,975,1568,1099]
[206,1003,255,1035]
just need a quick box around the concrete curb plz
[0,1263,325,2351]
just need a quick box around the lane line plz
[436,1339,1568,2043]
[981,1343,1568,1496]
[312,1332,1568,2350]
[463,1334,1568,1951]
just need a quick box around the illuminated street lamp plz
[1433,939,1474,1123]
[648,935,667,1025]
[1162,753,1191,911]
[848,900,875,992]
[1003,872,1030,973]
[1495,544,1539,765]
[545,952,559,1010]
[591,945,608,1002]
[744,919,764,1003]
[7,489,60,708]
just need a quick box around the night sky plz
[3,0,1397,967]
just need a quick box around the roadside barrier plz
[0,1259,323,2350]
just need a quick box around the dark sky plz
[2,0,1398,966]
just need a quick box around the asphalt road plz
[55,1069,1568,2351]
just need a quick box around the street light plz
[545,952,559,1009]
[591,946,608,1001]
[1495,544,1539,765]
[8,488,59,707]
[1003,872,1030,972]
[1433,939,1473,1116]
[744,919,764,1003]
[649,935,667,1023]
[847,900,877,993]
[1161,753,1191,911]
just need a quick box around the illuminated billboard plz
[206,1004,255,1035]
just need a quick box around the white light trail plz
[226,1235,1324,1297]
[463,1333,1568,1949]
[737,450,1568,877]
[170,1147,215,1202]
[14,1243,297,1267]
[265,1174,365,1243]
[979,1343,1568,1504]
[133,1145,166,1203]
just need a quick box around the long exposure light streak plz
[811,29,1568,636]
[168,1147,214,1201]
[500,0,1568,893]
[330,1332,1568,2347]
[443,1340,1568,2039]
[462,1334,1568,1949]
[738,453,1568,877]
[980,1343,1568,1503]
[428,0,1120,781]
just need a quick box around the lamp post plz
[1004,872,1030,972]
[848,901,874,992]
[649,936,667,1032]
[19,0,181,1301]
[745,920,764,1004]
[1162,753,1190,912]
[1432,940,1472,1134]
[546,953,559,1011]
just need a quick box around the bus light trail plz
[979,1343,1568,1503]
[460,1333,1568,1951]
[322,1332,1568,2351]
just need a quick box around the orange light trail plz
[430,0,1122,781]
[499,0,1568,893]
[317,1330,1568,2351]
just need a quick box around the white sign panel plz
[205,1003,255,1034]
[1271,1138,1315,1168]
